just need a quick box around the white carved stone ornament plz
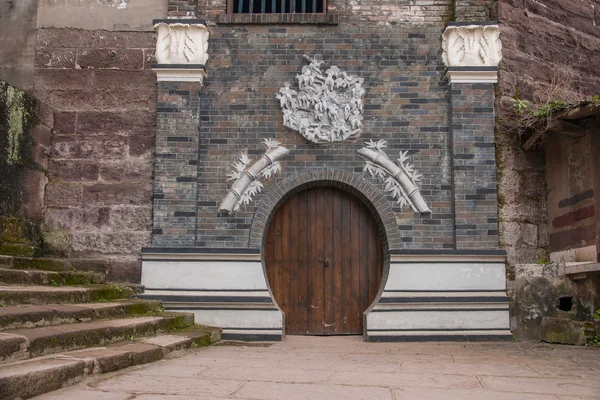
[442,24,502,84]
[153,21,209,83]
[219,139,290,214]
[358,140,431,214]
[277,55,366,144]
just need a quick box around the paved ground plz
[36,336,600,399]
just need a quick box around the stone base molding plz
[140,249,510,341]
[365,251,512,342]
[139,249,283,341]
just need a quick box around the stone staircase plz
[0,252,221,400]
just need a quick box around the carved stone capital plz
[152,19,209,83]
[442,23,502,83]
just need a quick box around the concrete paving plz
[34,336,600,399]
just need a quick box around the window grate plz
[231,0,325,13]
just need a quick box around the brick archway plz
[249,169,401,252]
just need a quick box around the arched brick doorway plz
[265,186,383,335]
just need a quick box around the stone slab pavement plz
[34,336,600,399]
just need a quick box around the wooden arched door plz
[265,186,383,335]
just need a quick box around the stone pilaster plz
[443,22,502,250]
[150,19,208,246]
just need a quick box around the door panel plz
[266,187,382,335]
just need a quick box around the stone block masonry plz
[495,0,600,267]
[34,29,157,278]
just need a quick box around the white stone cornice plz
[445,67,498,84]
[152,19,209,83]
[442,23,502,70]
[152,66,206,84]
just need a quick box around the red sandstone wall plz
[498,0,600,100]
[33,29,157,280]
[495,0,600,271]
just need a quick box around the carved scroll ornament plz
[358,140,430,214]
[154,22,209,65]
[219,139,290,214]
[277,55,365,144]
[442,24,502,68]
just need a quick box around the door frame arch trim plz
[252,169,398,337]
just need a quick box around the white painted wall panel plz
[385,263,506,291]
[367,310,509,330]
[187,309,283,329]
[141,261,269,290]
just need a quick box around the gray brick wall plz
[151,0,500,251]
[152,83,202,247]
[450,83,499,250]
[454,0,495,22]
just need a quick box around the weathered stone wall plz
[0,0,38,91]
[34,29,157,278]
[497,0,600,339]
[512,263,600,339]
[0,81,48,245]
[498,0,600,101]
[36,0,165,31]
[496,0,600,269]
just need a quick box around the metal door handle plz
[319,259,330,268]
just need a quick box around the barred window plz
[230,0,325,14]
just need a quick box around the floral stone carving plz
[442,24,502,68]
[219,139,290,214]
[154,22,209,65]
[358,140,431,214]
[276,55,365,144]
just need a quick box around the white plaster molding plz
[357,139,431,214]
[219,139,290,214]
[153,67,206,83]
[445,68,498,84]
[277,55,365,144]
[154,21,209,65]
[442,24,502,69]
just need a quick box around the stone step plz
[0,312,195,364]
[0,244,38,258]
[0,326,221,400]
[0,284,142,306]
[0,299,163,331]
[5,256,113,275]
[0,268,105,286]
[10,257,75,272]
[0,256,13,268]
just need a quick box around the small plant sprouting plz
[535,251,551,265]
[594,309,600,320]
[513,99,531,115]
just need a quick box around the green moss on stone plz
[12,257,73,271]
[41,231,71,257]
[123,301,163,316]
[0,243,36,257]
[89,284,135,302]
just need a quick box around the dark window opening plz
[557,296,573,312]
[231,0,325,13]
